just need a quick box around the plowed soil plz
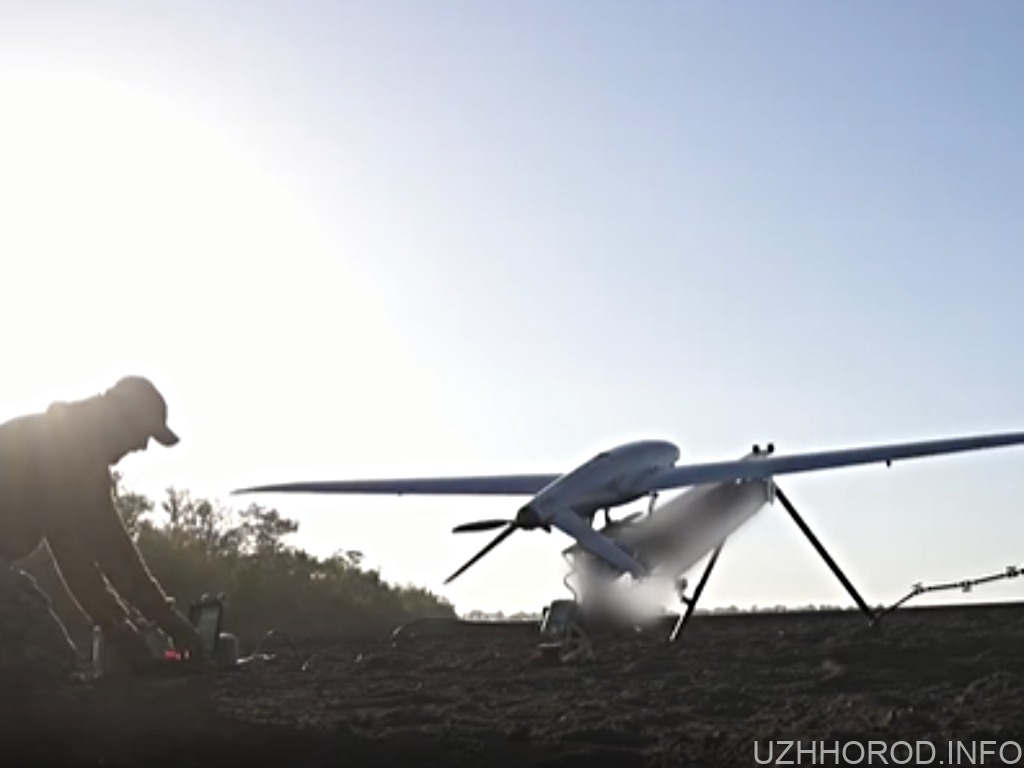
[4,603,1024,767]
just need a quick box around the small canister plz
[215,632,240,667]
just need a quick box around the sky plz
[1,1,1023,615]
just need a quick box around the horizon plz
[3,1,1024,615]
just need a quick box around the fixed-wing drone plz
[233,430,1024,597]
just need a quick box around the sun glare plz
[0,65,384,423]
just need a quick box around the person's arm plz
[83,472,201,655]
[43,531,131,632]
[43,532,158,672]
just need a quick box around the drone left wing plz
[639,430,1024,493]
[232,473,561,497]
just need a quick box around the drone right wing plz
[639,430,1024,492]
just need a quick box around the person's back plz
[0,397,125,557]
[0,407,81,563]
[0,377,201,686]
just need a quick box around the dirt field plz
[4,602,1024,767]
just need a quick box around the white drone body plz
[234,430,1024,595]
[560,451,775,609]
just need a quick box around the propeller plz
[445,505,547,585]
[444,523,518,584]
[452,519,510,533]
[446,501,651,585]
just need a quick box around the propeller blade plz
[452,519,511,533]
[444,523,517,585]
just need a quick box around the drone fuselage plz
[513,439,680,529]
[563,472,775,593]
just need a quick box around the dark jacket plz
[0,397,178,634]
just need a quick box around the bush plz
[21,473,455,646]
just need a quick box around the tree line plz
[20,472,456,645]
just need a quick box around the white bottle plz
[91,626,106,678]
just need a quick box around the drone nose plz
[515,504,543,529]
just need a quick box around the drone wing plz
[232,473,561,497]
[640,430,1024,492]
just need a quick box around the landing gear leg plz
[667,486,879,645]
[669,540,725,643]
[646,492,659,516]
[775,487,879,625]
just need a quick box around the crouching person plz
[0,375,202,684]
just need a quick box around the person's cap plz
[106,375,180,446]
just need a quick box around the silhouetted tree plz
[111,470,155,538]
[99,475,455,643]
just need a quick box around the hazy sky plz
[2,1,1023,615]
